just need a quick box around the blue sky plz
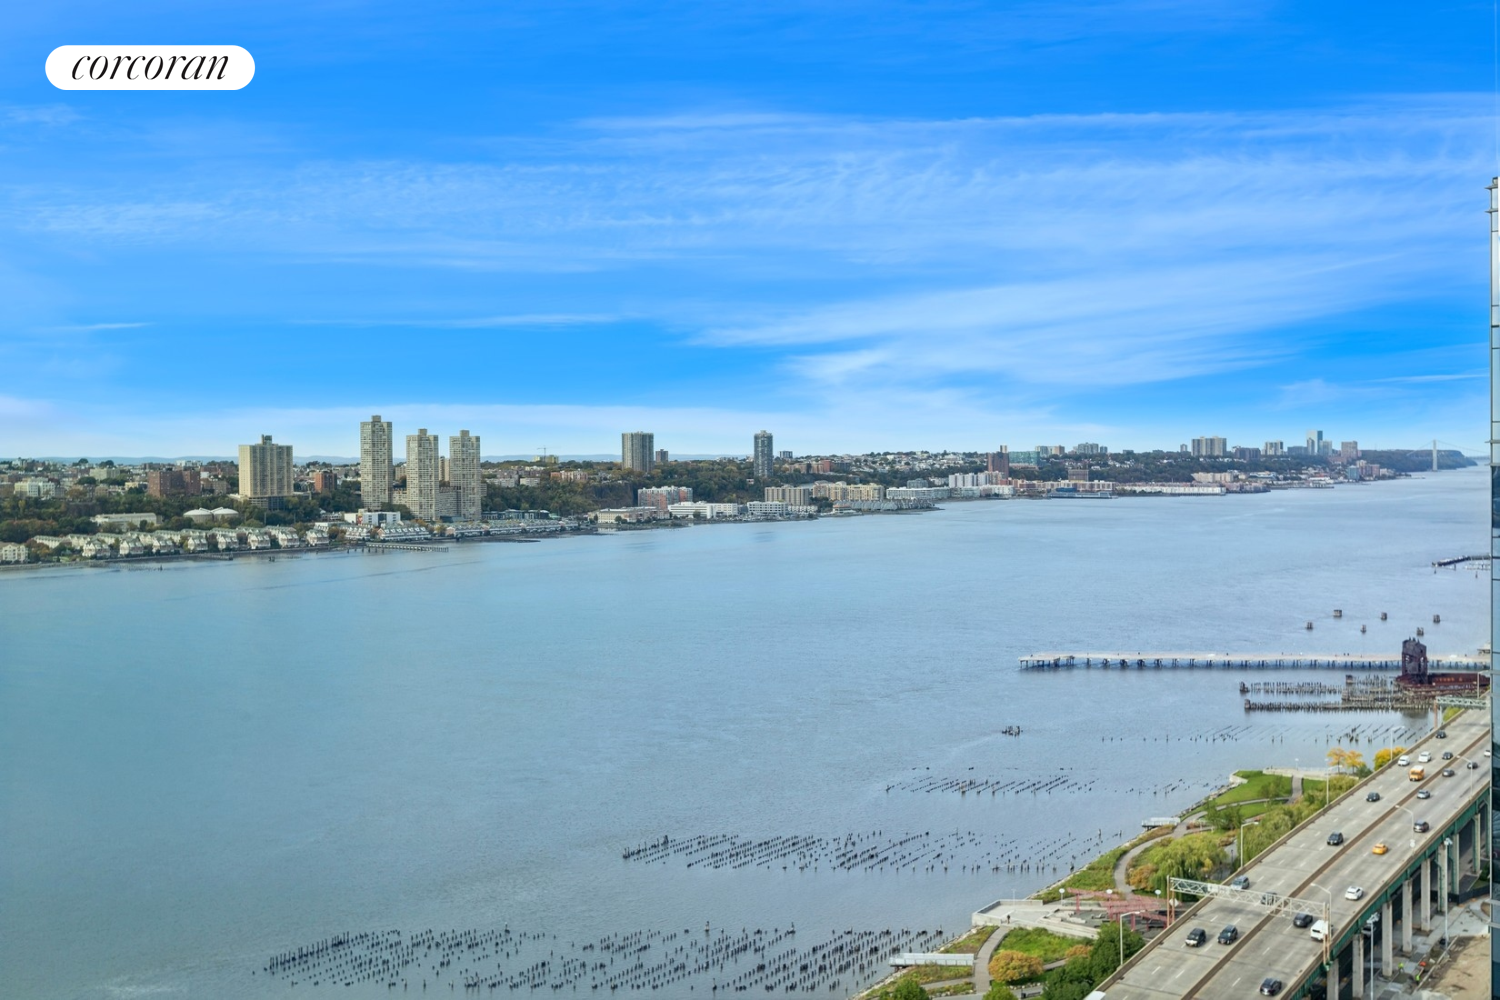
[0,1,1495,458]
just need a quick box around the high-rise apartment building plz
[622,432,655,473]
[360,415,394,509]
[1263,440,1285,456]
[753,430,774,478]
[405,429,440,520]
[238,435,294,508]
[987,447,1010,477]
[449,430,483,521]
[655,449,670,465]
[1190,436,1227,458]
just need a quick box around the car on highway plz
[1327,832,1345,845]
[1397,755,1411,766]
[1442,768,1456,777]
[1417,789,1432,799]
[1418,751,1431,763]
[1442,751,1454,760]
[1217,925,1239,945]
[1260,978,1284,996]
[1436,730,1447,739]
[1310,919,1330,942]
[1259,892,1280,906]
[1414,820,1431,833]
[1229,875,1250,890]
[1365,791,1381,802]
[1345,886,1365,900]
[1468,761,1480,769]
[1185,927,1207,947]
[1291,912,1314,929]
[1372,842,1388,855]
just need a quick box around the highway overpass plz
[1097,709,1490,1000]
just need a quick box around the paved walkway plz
[1111,813,1203,895]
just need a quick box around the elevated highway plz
[1098,710,1490,1000]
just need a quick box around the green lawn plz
[902,964,973,986]
[1206,770,1292,807]
[940,927,997,954]
[995,927,1081,964]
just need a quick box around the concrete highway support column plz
[1439,847,1450,913]
[1420,857,1434,930]
[1471,814,1482,874]
[1351,929,1364,998]
[1380,899,1392,974]
[1400,878,1412,952]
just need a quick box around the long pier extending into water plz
[1019,651,1487,670]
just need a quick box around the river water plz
[0,468,1486,999]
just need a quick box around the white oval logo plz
[46,45,254,90]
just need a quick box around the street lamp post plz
[1116,907,1154,971]
[1309,882,1335,970]
[1238,818,1260,867]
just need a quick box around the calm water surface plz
[0,469,1486,999]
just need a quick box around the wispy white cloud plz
[2,96,1492,416]
[292,314,618,328]
[47,321,150,331]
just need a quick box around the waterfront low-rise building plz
[210,528,241,550]
[93,512,160,530]
[667,501,744,519]
[886,486,952,501]
[376,523,431,542]
[0,542,29,563]
[268,527,304,548]
[243,528,274,550]
[595,506,663,524]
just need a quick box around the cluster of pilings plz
[1239,681,1341,695]
[261,926,944,995]
[891,772,1095,796]
[620,829,1111,875]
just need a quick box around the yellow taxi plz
[1372,843,1388,855]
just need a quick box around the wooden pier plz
[1019,651,1487,671]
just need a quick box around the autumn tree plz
[989,950,1044,984]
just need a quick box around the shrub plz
[988,950,1044,984]
[891,977,928,1000]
